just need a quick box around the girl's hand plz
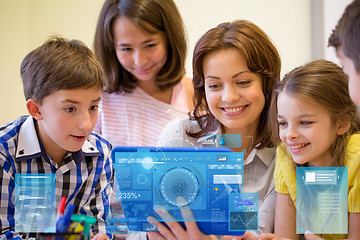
[258,232,325,240]
[258,233,293,240]
[223,231,257,240]
[146,207,216,240]
[304,233,324,240]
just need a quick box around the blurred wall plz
[0,0,104,125]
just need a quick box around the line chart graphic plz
[229,212,258,231]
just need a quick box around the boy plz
[302,3,360,239]
[328,0,360,106]
[0,36,113,239]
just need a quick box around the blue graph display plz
[229,192,259,231]
[230,212,257,231]
[108,146,254,236]
[296,167,348,234]
[14,174,56,233]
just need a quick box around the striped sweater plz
[94,82,188,147]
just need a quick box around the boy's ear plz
[336,117,351,135]
[26,99,43,120]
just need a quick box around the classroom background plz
[0,0,351,125]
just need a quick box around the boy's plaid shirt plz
[0,116,114,239]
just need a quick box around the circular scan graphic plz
[159,167,200,207]
[137,173,148,185]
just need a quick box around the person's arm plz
[258,185,276,234]
[223,178,277,240]
[303,212,360,240]
[259,193,298,240]
[156,118,190,147]
[0,156,22,240]
[348,212,360,239]
[273,193,298,239]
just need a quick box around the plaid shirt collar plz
[15,116,100,164]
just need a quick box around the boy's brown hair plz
[328,0,360,72]
[21,36,103,104]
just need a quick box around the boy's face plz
[34,87,101,161]
[337,48,360,106]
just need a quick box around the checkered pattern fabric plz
[0,116,114,239]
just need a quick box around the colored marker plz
[56,197,66,223]
[56,204,75,232]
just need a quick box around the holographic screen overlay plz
[158,133,242,149]
[153,163,207,213]
[15,173,56,233]
[201,134,242,148]
[109,147,253,236]
[229,192,259,231]
[296,167,348,235]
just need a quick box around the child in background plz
[149,19,281,239]
[0,36,113,240]
[93,0,193,147]
[260,59,360,240]
[328,0,360,106]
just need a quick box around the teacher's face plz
[203,48,265,135]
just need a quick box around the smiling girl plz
[93,0,193,147]
[261,59,360,240]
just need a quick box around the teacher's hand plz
[147,207,217,240]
